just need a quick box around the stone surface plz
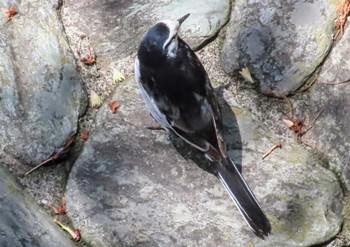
[61,0,230,68]
[66,79,342,247]
[293,27,350,189]
[0,0,86,166]
[0,0,348,246]
[221,0,340,95]
[0,165,76,247]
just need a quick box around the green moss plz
[222,229,235,241]
[60,55,70,65]
[244,242,255,247]
[0,67,11,85]
[286,146,309,165]
[6,182,18,194]
[231,107,246,118]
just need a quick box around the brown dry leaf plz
[80,47,96,65]
[3,6,17,21]
[108,101,121,113]
[80,56,96,65]
[334,0,350,39]
[81,131,89,140]
[282,118,304,135]
[50,197,67,215]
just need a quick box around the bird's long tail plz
[216,158,271,238]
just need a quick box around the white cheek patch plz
[160,20,179,50]
[166,38,178,58]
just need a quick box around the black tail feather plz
[216,158,271,238]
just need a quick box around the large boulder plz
[293,27,350,189]
[61,0,231,69]
[221,0,340,95]
[0,165,76,247]
[66,79,342,247]
[0,0,86,166]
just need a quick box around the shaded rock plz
[66,78,342,247]
[61,0,230,68]
[221,0,340,95]
[292,27,350,189]
[0,0,86,165]
[0,165,76,247]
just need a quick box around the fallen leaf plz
[3,6,17,21]
[282,119,294,128]
[80,131,89,140]
[80,56,95,65]
[80,47,96,65]
[283,118,304,135]
[49,197,67,215]
[239,67,254,83]
[90,90,102,108]
[334,0,350,39]
[113,71,125,83]
[108,101,120,113]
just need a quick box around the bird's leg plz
[146,123,164,131]
[146,114,165,130]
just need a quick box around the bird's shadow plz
[169,86,243,175]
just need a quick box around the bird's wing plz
[135,58,210,152]
[135,58,173,131]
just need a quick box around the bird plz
[134,13,271,238]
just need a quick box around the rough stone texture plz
[221,0,340,95]
[0,0,348,246]
[0,165,76,247]
[66,79,342,247]
[61,0,230,68]
[60,0,231,114]
[293,27,350,189]
[0,0,86,166]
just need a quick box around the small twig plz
[300,139,315,148]
[147,125,164,130]
[25,154,59,176]
[333,29,341,41]
[319,78,350,85]
[262,142,282,160]
[25,138,75,175]
[301,106,325,136]
[299,76,319,92]
[53,219,81,241]
[279,93,293,119]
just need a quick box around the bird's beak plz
[178,13,190,25]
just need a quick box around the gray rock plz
[66,78,342,247]
[221,0,339,95]
[293,27,350,189]
[61,0,230,67]
[0,165,76,247]
[0,0,86,165]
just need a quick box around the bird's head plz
[138,14,190,65]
